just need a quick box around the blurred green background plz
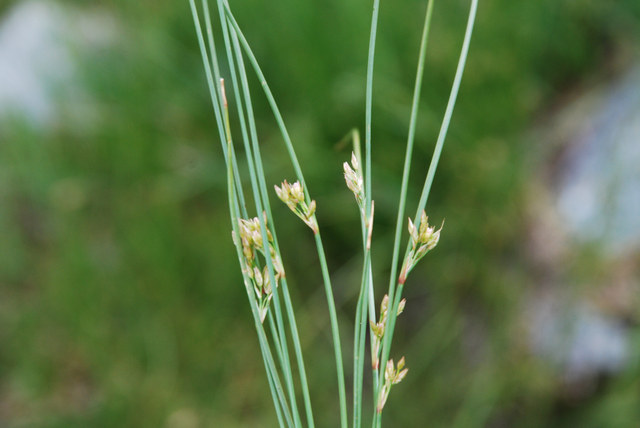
[1,0,639,426]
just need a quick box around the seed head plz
[409,212,442,251]
[400,212,444,283]
[351,152,359,170]
[377,356,409,413]
[275,179,318,233]
[408,217,419,248]
[394,359,408,385]
[370,320,385,338]
[290,181,304,203]
[253,266,263,287]
[385,359,395,383]
[343,162,362,196]
[385,357,408,385]
[380,294,389,315]
[397,298,406,315]
[343,152,364,206]
[234,215,284,324]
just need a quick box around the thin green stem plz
[224,7,347,427]
[195,1,308,425]
[223,6,306,190]
[348,129,375,428]
[313,231,349,428]
[364,0,380,221]
[347,130,379,400]
[367,264,378,390]
[353,250,372,428]
[230,189,295,428]
[189,1,231,184]
[373,286,404,428]
[414,0,477,222]
[207,4,315,426]
[275,277,316,427]
[363,0,382,418]
[267,312,288,385]
[353,278,365,427]
[373,3,435,422]
[219,3,316,426]
[221,88,294,428]
[386,0,434,340]
[196,0,247,216]
[263,350,287,428]
[375,2,478,426]
[224,23,303,428]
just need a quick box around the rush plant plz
[189,0,477,426]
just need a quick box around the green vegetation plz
[1,0,639,427]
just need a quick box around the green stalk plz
[367,264,378,394]
[364,0,380,221]
[312,231,348,428]
[222,6,305,189]
[264,350,287,428]
[190,0,245,212]
[192,2,305,425]
[206,4,299,416]
[353,249,372,428]
[190,3,291,420]
[363,0,384,423]
[270,262,316,427]
[228,171,295,428]
[267,312,289,393]
[222,18,303,428]
[218,4,317,426]
[414,0,477,222]
[352,283,365,427]
[385,0,434,343]
[374,2,478,426]
[360,0,381,396]
[224,7,348,428]
[204,0,317,424]
[351,130,379,401]
[221,71,294,428]
[372,3,435,422]
[347,128,375,428]
[199,0,249,217]
[351,233,367,427]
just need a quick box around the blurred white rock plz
[552,65,640,254]
[524,61,640,393]
[528,293,629,386]
[0,0,116,126]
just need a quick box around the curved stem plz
[385,0,435,345]
[223,7,348,426]
[375,1,478,426]
[364,0,380,223]
[313,231,349,428]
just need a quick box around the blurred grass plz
[1,0,639,426]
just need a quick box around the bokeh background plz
[1,0,640,426]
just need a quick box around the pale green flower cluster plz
[376,357,409,413]
[370,294,405,370]
[399,211,443,284]
[235,216,285,323]
[343,151,374,249]
[274,180,318,233]
[343,152,364,210]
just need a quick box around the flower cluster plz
[343,152,364,210]
[376,357,409,413]
[234,215,285,323]
[370,294,406,370]
[343,152,375,248]
[399,211,443,284]
[274,180,318,233]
